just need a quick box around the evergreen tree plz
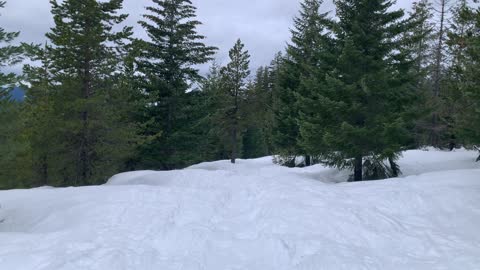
[441,0,476,151]
[300,0,417,181]
[217,39,251,164]
[43,0,137,185]
[406,0,435,85]
[22,44,58,187]
[0,1,27,188]
[0,1,23,92]
[0,98,27,189]
[447,0,474,71]
[272,0,330,166]
[446,1,480,160]
[242,66,276,159]
[429,0,453,147]
[404,0,436,146]
[263,54,283,155]
[111,46,148,171]
[136,0,217,169]
[196,62,230,161]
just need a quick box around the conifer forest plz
[1,0,480,188]
[2,1,480,269]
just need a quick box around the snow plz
[1,149,480,270]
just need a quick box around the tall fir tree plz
[242,66,275,159]
[0,1,27,188]
[441,0,476,150]
[406,0,435,85]
[22,44,58,187]
[403,0,436,147]
[446,1,480,160]
[300,0,417,181]
[136,0,217,169]
[195,62,231,161]
[429,0,453,147]
[0,98,27,189]
[0,1,23,91]
[447,0,474,71]
[43,0,137,185]
[272,0,330,167]
[217,39,251,164]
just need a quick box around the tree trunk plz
[231,126,237,164]
[430,113,440,147]
[353,155,363,181]
[40,155,48,186]
[433,0,446,98]
[388,157,399,178]
[231,82,240,164]
[305,155,311,167]
[80,110,88,185]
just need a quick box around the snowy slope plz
[0,149,479,270]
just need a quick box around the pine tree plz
[217,39,251,164]
[263,54,283,155]
[196,62,231,161]
[447,0,474,70]
[22,44,58,186]
[0,98,27,189]
[407,0,435,84]
[0,1,27,188]
[404,0,436,146]
[0,1,23,92]
[429,0,453,147]
[300,0,417,181]
[44,0,136,185]
[136,0,217,169]
[242,66,275,159]
[441,0,476,151]
[447,1,480,160]
[272,0,330,166]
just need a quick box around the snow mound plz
[0,149,479,270]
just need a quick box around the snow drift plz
[0,149,479,269]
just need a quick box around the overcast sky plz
[1,0,413,74]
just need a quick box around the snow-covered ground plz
[1,149,479,270]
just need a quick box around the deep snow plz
[0,149,479,270]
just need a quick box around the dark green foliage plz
[0,100,28,189]
[241,65,277,159]
[0,1,24,97]
[299,0,418,181]
[216,39,251,164]
[0,1,28,189]
[2,0,480,188]
[29,0,139,186]
[404,0,437,147]
[272,0,330,165]
[135,0,217,170]
[242,127,268,159]
[21,45,57,187]
[446,2,480,157]
[427,0,453,148]
[0,2,24,90]
[407,0,435,78]
[195,63,232,161]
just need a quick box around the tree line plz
[0,0,479,188]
